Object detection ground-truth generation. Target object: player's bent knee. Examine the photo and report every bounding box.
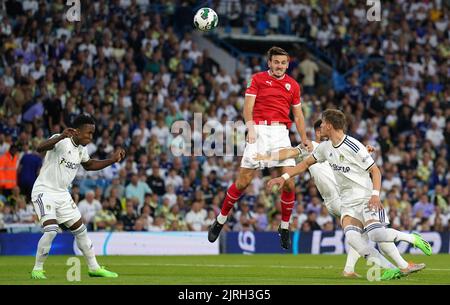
[344,229,364,255]
[366,223,387,243]
[71,223,87,236]
[235,181,249,191]
[67,218,83,231]
[235,175,253,190]
[42,219,58,227]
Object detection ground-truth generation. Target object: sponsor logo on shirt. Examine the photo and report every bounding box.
[265,80,273,86]
[330,163,350,173]
[60,157,79,170]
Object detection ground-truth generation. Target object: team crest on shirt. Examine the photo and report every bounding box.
[285,83,291,91]
[339,154,345,162]
[46,205,51,211]
[79,151,83,158]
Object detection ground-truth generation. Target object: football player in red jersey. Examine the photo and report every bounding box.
[208,46,312,249]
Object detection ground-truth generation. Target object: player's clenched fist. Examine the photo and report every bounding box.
[112,148,126,162]
[302,139,313,152]
[61,128,79,139]
[267,177,285,192]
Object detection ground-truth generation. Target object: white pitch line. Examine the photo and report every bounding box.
[109,263,339,270]
[1,262,449,271]
[106,263,450,271]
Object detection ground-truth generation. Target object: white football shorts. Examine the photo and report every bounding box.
[31,190,81,227]
[240,124,295,169]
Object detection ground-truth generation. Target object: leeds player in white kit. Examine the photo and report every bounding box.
[30,114,125,279]
[256,119,426,278]
[267,109,432,280]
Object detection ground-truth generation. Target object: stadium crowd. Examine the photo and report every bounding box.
[0,0,449,234]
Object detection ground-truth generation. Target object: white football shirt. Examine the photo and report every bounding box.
[295,141,340,202]
[312,135,375,206]
[32,135,90,193]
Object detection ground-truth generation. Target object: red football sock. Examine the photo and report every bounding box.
[280,191,295,223]
[220,183,244,216]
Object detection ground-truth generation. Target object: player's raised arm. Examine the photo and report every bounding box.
[243,94,257,143]
[254,147,299,161]
[267,155,316,191]
[81,148,126,171]
[292,96,312,151]
[36,128,79,153]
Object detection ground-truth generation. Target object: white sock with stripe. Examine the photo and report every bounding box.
[217,213,228,225]
[33,224,59,271]
[72,224,100,271]
[344,226,393,269]
[385,228,415,243]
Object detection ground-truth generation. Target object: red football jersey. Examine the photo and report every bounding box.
[245,70,301,128]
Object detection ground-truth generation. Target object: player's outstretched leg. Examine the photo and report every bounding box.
[366,225,432,256]
[378,242,426,276]
[31,223,59,279]
[278,175,295,250]
[70,220,118,278]
[344,225,402,280]
[209,182,245,243]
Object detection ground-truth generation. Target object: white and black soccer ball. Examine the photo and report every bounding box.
[193,7,219,32]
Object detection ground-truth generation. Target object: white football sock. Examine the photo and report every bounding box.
[385,228,415,243]
[33,224,59,271]
[366,224,415,244]
[280,221,289,229]
[378,242,409,269]
[217,213,228,225]
[344,245,361,273]
[72,224,100,271]
[344,226,392,269]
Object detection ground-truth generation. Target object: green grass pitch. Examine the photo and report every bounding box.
[1,254,449,285]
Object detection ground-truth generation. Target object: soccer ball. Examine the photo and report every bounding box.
[193,7,219,32]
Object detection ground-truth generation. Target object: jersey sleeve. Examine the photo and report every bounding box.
[81,146,90,163]
[291,83,302,107]
[355,146,375,171]
[312,142,327,163]
[50,134,64,153]
[245,74,259,97]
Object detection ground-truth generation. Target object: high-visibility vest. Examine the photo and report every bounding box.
[0,152,18,189]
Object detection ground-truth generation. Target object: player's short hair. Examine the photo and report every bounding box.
[322,109,347,130]
[267,46,289,61]
[313,119,322,131]
[73,114,95,129]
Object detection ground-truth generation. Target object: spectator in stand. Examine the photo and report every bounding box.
[78,190,102,231]
[0,1,448,234]
[185,201,207,231]
[94,200,117,231]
